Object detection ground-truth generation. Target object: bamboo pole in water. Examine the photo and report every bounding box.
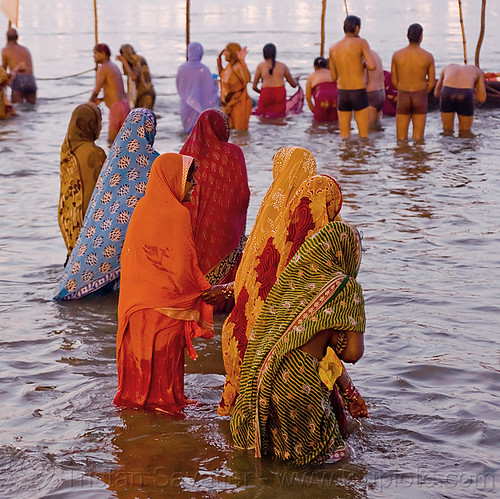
[186,0,190,60]
[458,0,467,64]
[474,0,486,68]
[320,0,326,57]
[93,0,98,45]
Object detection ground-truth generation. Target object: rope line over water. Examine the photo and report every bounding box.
[44,90,90,101]
[37,68,95,81]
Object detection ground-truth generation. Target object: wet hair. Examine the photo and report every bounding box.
[263,43,277,75]
[343,15,361,34]
[119,44,135,56]
[314,56,328,69]
[407,23,423,44]
[94,43,111,58]
[6,28,18,42]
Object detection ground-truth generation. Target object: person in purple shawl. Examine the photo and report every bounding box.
[176,42,219,134]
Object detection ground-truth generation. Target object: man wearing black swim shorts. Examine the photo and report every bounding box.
[329,16,375,138]
[434,63,486,135]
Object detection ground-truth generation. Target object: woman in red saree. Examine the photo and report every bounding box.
[217,44,252,130]
[180,109,250,299]
[114,153,214,415]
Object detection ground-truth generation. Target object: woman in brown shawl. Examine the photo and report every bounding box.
[58,102,106,262]
[117,44,155,110]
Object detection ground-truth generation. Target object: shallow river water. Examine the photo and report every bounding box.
[0,1,499,497]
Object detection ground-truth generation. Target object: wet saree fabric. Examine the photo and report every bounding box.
[54,108,159,300]
[218,148,342,416]
[176,42,219,134]
[312,82,338,122]
[219,44,252,130]
[58,102,106,258]
[255,86,304,118]
[180,108,250,285]
[255,87,286,117]
[230,221,365,466]
[114,153,213,413]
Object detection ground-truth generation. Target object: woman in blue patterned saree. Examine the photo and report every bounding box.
[54,108,159,300]
[230,221,368,466]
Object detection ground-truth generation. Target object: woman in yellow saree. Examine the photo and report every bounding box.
[217,146,343,416]
[58,102,106,262]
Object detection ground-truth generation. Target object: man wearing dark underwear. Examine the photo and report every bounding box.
[1,28,37,104]
[391,23,435,142]
[329,15,375,138]
[366,49,385,127]
[434,63,486,135]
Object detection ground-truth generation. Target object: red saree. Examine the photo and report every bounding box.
[255,86,286,117]
[180,109,250,287]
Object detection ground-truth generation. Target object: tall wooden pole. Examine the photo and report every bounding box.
[186,0,190,60]
[474,0,486,68]
[458,0,467,64]
[320,0,326,57]
[93,0,98,45]
[344,0,349,16]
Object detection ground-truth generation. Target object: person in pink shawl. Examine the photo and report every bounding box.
[180,108,250,310]
[176,42,220,134]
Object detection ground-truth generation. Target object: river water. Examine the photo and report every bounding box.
[0,1,499,497]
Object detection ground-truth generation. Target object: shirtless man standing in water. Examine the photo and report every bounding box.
[434,63,486,136]
[1,28,37,104]
[90,43,130,145]
[366,49,386,128]
[329,15,375,138]
[391,23,435,142]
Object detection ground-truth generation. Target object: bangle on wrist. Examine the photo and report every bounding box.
[340,382,360,402]
[221,282,234,300]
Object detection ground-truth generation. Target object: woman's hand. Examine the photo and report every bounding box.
[347,395,370,418]
[237,46,248,61]
[201,285,226,306]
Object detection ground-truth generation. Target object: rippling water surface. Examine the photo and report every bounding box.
[0,1,499,497]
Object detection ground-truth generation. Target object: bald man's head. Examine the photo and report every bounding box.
[7,28,18,42]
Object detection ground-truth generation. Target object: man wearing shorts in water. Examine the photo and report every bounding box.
[434,63,486,136]
[366,49,385,127]
[391,23,435,142]
[90,43,130,145]
[329,15,375,138]
[1,28,37,104]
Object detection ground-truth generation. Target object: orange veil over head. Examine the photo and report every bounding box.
[117,152,213,353]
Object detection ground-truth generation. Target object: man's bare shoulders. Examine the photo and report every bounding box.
[331,36,366,54]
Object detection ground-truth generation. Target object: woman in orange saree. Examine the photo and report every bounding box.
[114,153,214,415]
[217,43,252,130]
[217,146,343,416]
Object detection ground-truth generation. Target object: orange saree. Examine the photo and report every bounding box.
[219,43,252,130]
[114,153,213,414]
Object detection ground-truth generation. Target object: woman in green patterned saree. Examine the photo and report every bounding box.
[230,221,368,467]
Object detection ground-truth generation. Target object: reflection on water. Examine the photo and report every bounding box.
[1,0,499,497]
